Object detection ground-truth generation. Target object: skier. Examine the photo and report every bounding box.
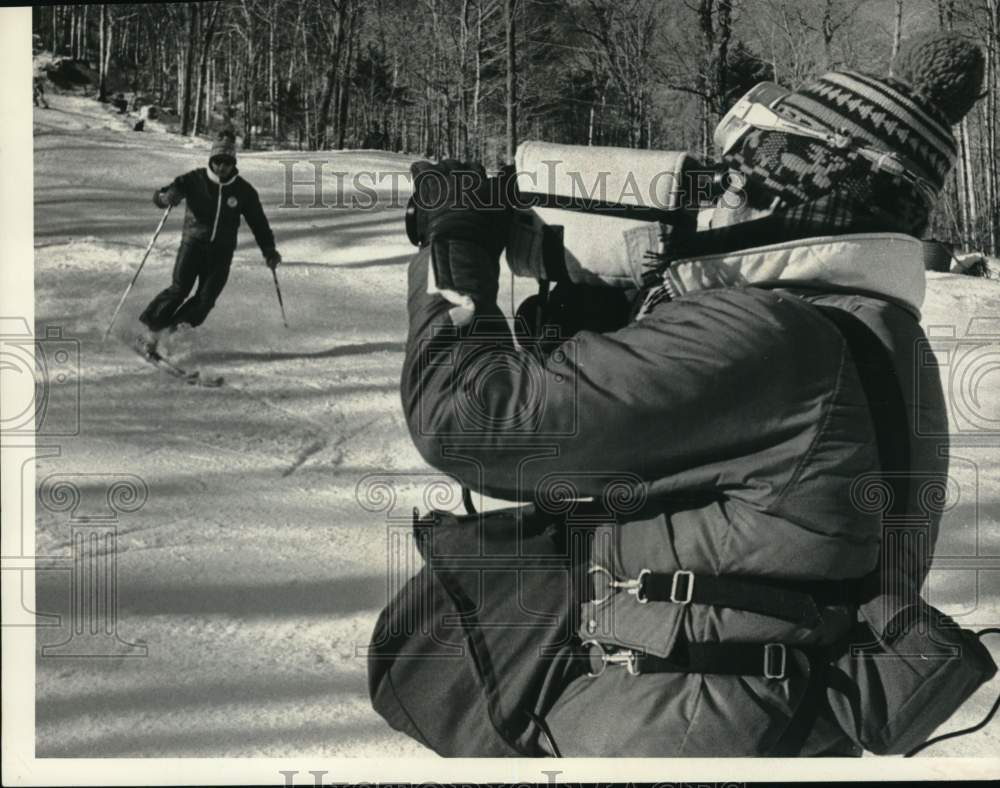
[137,130,281,354]
[375,32,992,756]
[33,76,49,109]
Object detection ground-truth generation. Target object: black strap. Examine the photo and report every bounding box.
[768,651,830,755]
[815,305,912,513]
[585,640,810,679]
[636,571,847,626]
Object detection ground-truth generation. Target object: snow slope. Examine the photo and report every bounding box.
[30,93,1000,758]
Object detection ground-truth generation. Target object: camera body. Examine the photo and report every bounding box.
[406,141,721,289]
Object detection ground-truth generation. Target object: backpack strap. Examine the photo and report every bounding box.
[588,564,846,626]
[814,305,911,512]
[770,302,914,755]
[813,304,913,607]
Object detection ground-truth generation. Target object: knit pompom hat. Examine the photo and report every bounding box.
[209,129,237,166]
[723,32,984,233]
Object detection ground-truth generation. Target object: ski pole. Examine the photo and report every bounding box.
[271,267,289,328]
[104,205,172,342]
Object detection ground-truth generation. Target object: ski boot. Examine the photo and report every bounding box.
[135,329,161,359]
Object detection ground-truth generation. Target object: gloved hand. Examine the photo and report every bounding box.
[155,186,183,208]
[266,251,282,270]
[410,160,510,323]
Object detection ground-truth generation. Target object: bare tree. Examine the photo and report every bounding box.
[889,0,904,74]
[505,0,518,161]
[192,2,222,136]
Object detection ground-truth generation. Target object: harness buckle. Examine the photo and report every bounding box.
[588,565,651,607]
[629,568,651,604]
[670,570,695,604]
[764,643,787,680]
[582,639,641,677]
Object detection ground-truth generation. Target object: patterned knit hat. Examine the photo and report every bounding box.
[209,129,237,165]
[723,32,984,234]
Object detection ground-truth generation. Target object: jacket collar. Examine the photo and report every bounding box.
[659,233,926,318]
[206,166,239,186]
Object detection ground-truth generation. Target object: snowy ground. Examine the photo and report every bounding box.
[29,92,1000,759]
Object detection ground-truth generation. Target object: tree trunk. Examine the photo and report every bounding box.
[889,0,904,75]
[244,46,254,149]
[317,0,348,149]
[98,5,109,102]
[192,2,220,136]
[986,0,999,254]
[959,118,978,250]
[472,0,483,159]
[180,3,197,135]
[336,7,359,150]
[504,0,517,164]
[268,5,277,140]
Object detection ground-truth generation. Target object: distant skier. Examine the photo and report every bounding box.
[138,130,282,353]
[33,76,49,109]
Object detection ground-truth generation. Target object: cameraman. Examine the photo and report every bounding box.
[397,32,983,756]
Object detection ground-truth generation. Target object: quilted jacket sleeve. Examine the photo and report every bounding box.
[401,246,851,504]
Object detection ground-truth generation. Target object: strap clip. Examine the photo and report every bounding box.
[588,565,651,606]
[582,639,641,677]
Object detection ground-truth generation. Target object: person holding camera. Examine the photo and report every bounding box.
[378,32,991,758]
[137,130,281,355]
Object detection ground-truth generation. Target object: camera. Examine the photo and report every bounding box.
[406,141,729,290]
[0,320,80,436]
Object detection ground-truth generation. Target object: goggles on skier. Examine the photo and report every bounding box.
[713,82,938,206]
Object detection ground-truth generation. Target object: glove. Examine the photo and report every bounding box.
[410,160,510,324]
[266,251,282,270]
[155,187,183,208]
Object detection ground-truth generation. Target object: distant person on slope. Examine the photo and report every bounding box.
[33,76,49,109]
[138,130,281,354]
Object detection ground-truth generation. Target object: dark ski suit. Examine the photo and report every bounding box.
[139,167,276,331]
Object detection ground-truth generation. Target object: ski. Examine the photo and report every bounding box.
[131,338,224,387]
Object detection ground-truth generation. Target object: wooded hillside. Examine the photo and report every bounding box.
[33,0,1000,254]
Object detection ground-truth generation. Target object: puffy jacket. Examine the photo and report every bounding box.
[400,233,948,756]
[154,167,276,259]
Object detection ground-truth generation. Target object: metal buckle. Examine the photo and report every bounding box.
[669,570,695,604]
[629,569,651,604]
[588,565,650,606]
[582,640,641,678]
[763,643,787,680]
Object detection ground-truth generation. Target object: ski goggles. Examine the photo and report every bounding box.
[713,82,939,206]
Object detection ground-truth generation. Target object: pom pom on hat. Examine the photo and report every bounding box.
[893,31,985,124]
